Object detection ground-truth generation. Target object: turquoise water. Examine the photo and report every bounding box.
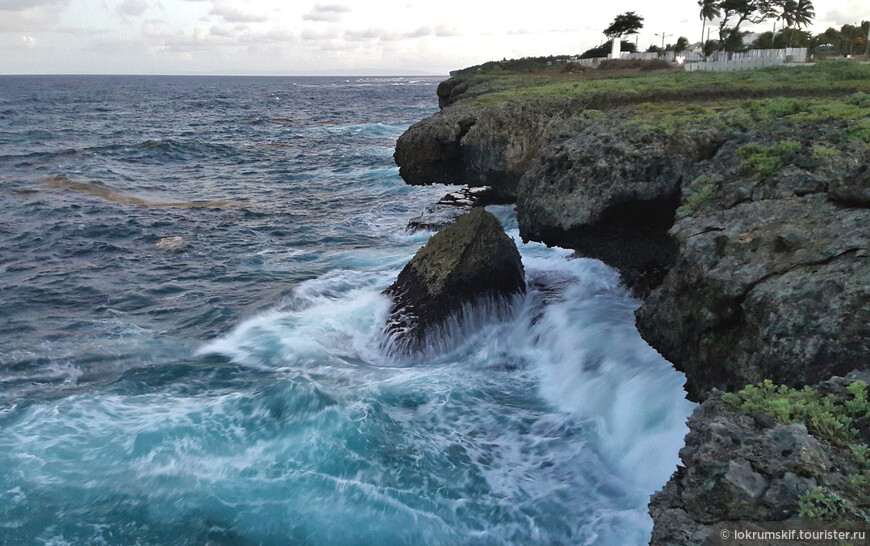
[0,76,694,545]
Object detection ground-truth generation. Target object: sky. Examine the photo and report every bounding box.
[0,0,866,75]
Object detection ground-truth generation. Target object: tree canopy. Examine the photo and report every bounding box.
[604,12,645,39]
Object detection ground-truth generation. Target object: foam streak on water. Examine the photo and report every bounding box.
[0,76,693,545]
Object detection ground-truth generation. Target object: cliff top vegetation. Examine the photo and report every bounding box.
[441,61,870,107]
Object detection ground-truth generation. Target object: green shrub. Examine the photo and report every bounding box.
[676,174,723,218]
[722,380,870,447]
[848,91,870,107]
[812,145,840,158]
[735,141,802,178]
[798,487,862,521]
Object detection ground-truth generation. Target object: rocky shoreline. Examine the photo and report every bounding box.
[391,63,870,542]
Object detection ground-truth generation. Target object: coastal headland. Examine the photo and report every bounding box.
[393,59,870,542]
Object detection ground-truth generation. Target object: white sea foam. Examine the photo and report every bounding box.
[1,205,693,545]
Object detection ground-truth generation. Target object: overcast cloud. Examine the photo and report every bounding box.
[0,0,865,75]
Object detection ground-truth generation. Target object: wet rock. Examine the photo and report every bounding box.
[385,209,525,350]
[156,236,186,252]
[406,186,500,233]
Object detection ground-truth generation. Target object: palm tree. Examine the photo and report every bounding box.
[779,0,797,31]
[792,0,815,31]
[779,0,814,47]
[698,0,721,59]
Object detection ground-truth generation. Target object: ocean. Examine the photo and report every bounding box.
[0,75,694,545]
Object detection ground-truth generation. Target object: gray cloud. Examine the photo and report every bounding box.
[405,25,431,38]
[824,3,867,25]
[402,24,459,39]
[210,1,266,23]
[0,0,64,11]
[343,27,402,42]
[301,27,340,40]
[0,0,64,31]
[117,0,148,16]
[209,23,235,37]
[302,3,349,22]
[434,25,459,37]
[507,26,583,36]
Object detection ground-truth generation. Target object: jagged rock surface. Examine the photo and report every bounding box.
[385,209,525,349]
[516,114,724,294]
[406,186,498,233]
[635,129,870,401]
[650,372,870,545]
[394,99,574,201]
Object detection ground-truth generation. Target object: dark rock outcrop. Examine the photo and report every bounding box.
[394,99,575,201]
[397,86,870,396]
[396,68,870,544]
[517,115,724,294]
[634,130,870,401]
[406,186,498,233]
[385,209,525,350]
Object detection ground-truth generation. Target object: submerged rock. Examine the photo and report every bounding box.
[156,236,186,252]
[385,208,525,350]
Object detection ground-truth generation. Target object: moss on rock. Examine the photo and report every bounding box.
[384,209,525,351]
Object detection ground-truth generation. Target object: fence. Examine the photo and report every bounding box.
[704,47,808,63]
[684,56,784,72]
[620,51,705,62]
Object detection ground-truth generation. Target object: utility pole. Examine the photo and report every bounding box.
[865,23,869,59]
[656,32,673,50]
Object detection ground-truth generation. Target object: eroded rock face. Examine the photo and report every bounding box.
[397,80,870,399]
[650,372,870,545]
[516,115,724,294]
[384,209,525,350]
[636,188,870,401]
[406,186,499,233]
[394,100,574,201]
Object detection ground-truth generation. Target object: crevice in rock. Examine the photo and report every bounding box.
[564,191,682,297]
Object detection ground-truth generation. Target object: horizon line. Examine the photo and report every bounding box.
[0,72,450,78]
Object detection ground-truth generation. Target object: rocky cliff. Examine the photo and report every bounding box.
[394,63,870,540]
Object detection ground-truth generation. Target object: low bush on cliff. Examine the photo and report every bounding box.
[829,119,870,145]
[736,141,802,178]
[676,174,722,218]
[724,380,870,521]
[722,380,870,446]
[798,486,864,520]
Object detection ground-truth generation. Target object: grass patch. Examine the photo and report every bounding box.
[724,380,870,521]
[812,145,841,158]
[464,62,870,106]
[677,174,722,218]
[626,95,870,134]
[829,119,870,145]
[735,141,802,178]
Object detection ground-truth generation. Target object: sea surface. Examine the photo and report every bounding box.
[0,75,694,545]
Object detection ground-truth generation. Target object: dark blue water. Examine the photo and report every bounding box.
[0,76,693,545]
